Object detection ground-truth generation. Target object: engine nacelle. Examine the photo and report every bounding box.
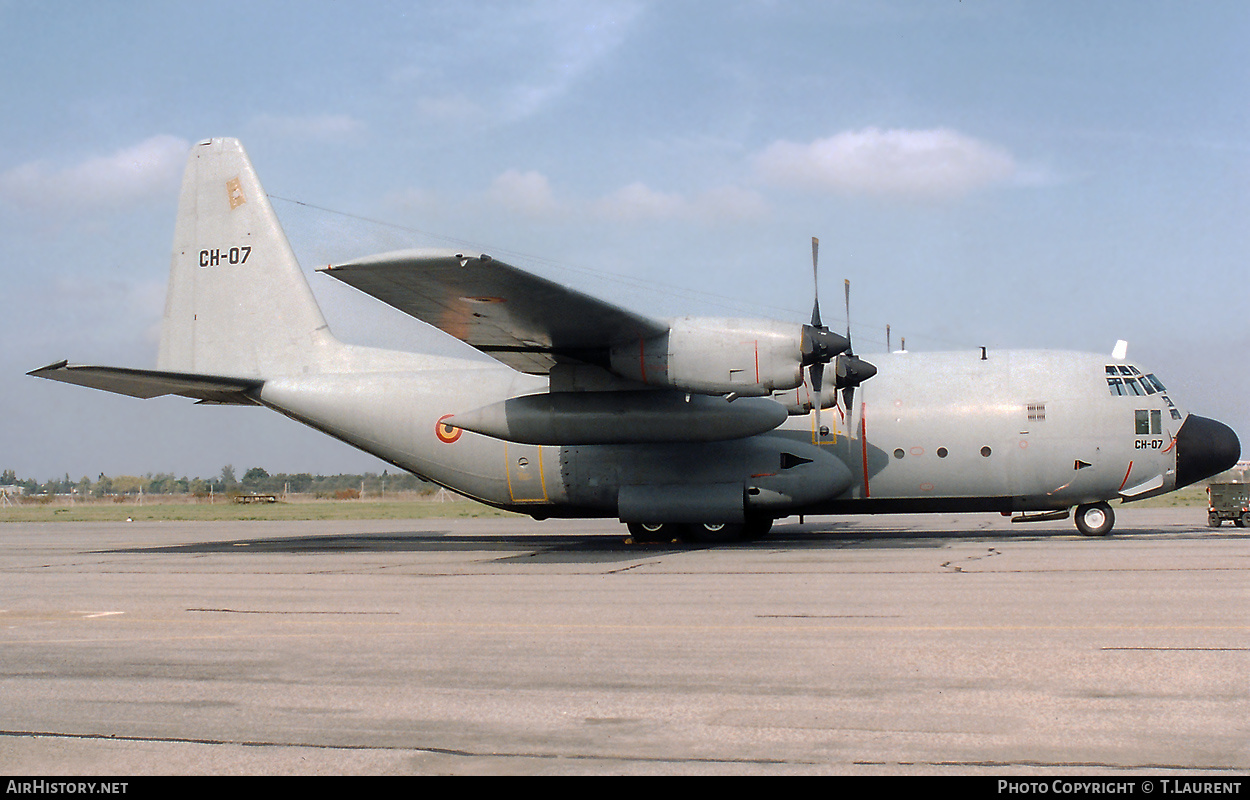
[609,317,805,397]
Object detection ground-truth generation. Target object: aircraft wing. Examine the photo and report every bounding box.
[320,249,669,374]
[28,361,262,405]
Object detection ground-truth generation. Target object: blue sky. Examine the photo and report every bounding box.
[2,1,1247,481]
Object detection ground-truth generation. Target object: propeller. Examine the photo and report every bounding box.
[835,279,877,414]
[800,237,850,438]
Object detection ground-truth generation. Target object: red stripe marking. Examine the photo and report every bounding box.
[1119,461,1134,491]
[860,402,870,498]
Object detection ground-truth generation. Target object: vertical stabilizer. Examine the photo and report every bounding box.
[157,138,332,378]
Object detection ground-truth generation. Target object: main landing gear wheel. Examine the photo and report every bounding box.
[683,517,774,544]
[628,518,775,544]
[626,522,680,543]
[1074,502,1115,536]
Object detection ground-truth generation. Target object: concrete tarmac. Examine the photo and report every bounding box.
[1,508,1246,775]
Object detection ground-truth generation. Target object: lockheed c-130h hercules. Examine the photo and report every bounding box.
[30,138,1240,543]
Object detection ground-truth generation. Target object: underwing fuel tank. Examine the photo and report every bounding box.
[448,390,788,445]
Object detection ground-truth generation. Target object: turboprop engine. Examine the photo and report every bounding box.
[607,316,849,397]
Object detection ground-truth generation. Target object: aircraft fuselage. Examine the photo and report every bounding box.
[257,347,1197,522]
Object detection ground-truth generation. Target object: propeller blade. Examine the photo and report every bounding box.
[810,361,824,439]
[811,237,822,328]
[843,278,852,351]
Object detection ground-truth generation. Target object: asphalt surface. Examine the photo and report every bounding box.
[1,508,1246,775]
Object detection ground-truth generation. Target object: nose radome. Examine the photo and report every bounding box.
[1175,414,1241,489]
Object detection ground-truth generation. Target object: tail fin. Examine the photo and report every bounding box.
[157,138,333,378]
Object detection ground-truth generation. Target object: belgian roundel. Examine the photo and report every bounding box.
[435,415,462,444]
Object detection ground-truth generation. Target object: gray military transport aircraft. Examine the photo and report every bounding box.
[30,138,1241,542]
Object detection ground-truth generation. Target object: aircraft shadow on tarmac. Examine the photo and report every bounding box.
[96,522,1193,562]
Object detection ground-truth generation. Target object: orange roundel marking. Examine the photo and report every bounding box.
[435,415,462,444]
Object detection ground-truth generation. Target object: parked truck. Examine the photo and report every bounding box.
[1207,482,1249,527]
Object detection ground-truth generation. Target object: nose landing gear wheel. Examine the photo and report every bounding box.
[1074,502,1114,536]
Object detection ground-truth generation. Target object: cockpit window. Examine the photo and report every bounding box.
[1107,365,1167,397]
[1107,367,1182,419]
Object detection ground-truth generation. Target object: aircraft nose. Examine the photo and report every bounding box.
[1175,414,1241,489]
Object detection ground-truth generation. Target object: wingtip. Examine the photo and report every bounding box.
[27,359,69,377]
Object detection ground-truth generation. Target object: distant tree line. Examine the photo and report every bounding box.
[0,466,434,498]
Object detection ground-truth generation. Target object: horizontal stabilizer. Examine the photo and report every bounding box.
[28,361,262,405]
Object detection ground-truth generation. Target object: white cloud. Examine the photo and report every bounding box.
[487,169,561,218]
[400,1,644,127]
[0,135,190,211]
[594,181,687,222]
[754,128,1019,199]
[497,1,644,122]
